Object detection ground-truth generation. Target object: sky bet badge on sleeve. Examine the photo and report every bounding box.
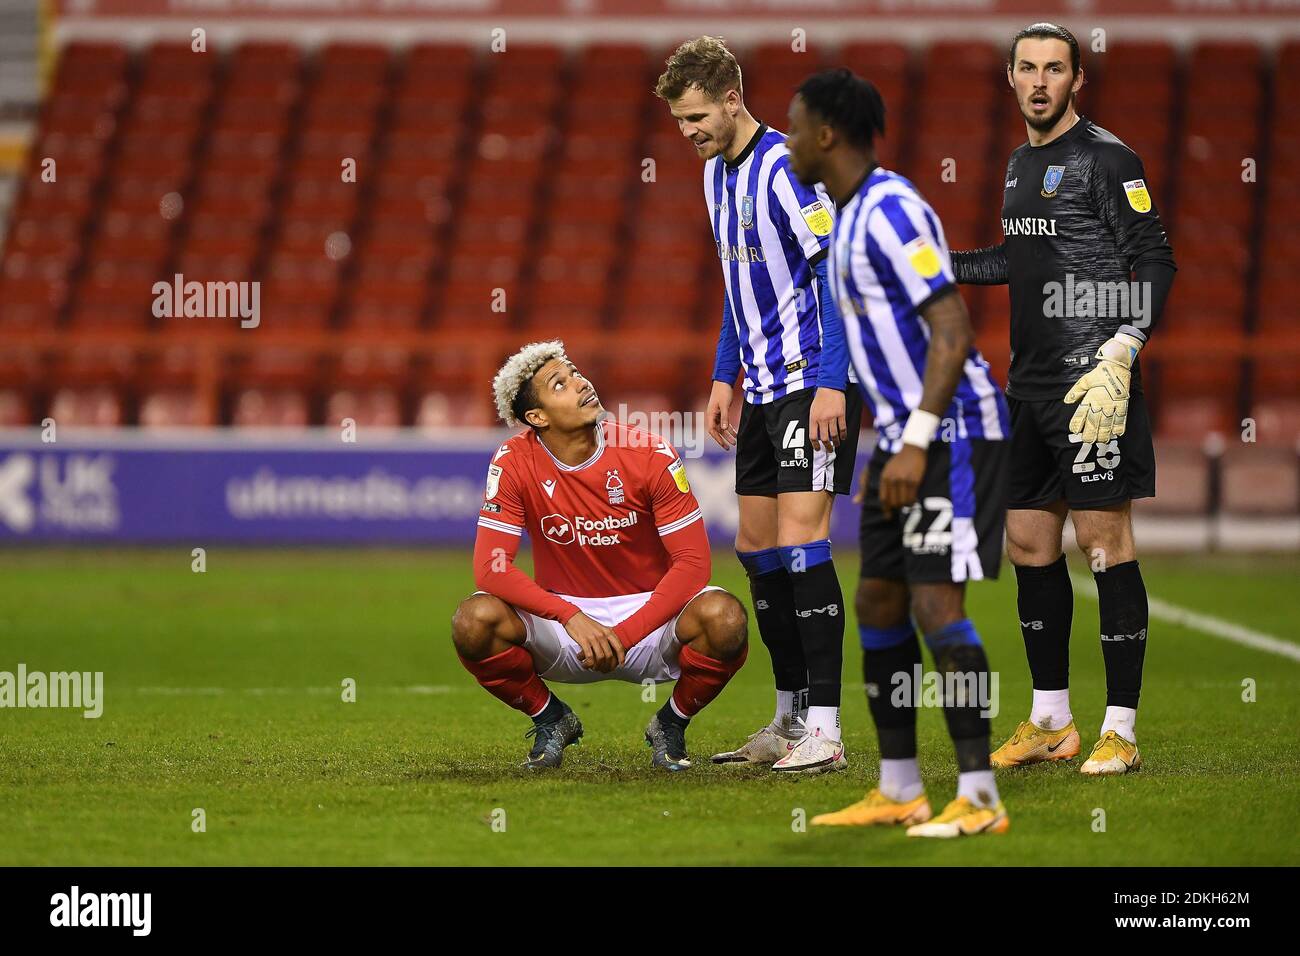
[904,235,942,279]
[669,458,690,493]
[1123,179,1152,213]
[800,200,833,236]
[485,464,502,499]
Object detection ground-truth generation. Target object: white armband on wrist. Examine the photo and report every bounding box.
[901,409,941,450]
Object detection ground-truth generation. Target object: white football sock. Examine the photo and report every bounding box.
[957,769,999,808]
[773,689,807,734]
[1101,705,1137,743]
[804,705,840,741]
[1029,688,1072,730]
[879,758,924,802]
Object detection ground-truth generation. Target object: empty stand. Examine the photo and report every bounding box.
[0,34,1291,461]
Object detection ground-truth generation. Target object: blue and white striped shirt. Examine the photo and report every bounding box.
[829,167,1009,452]
[707,125,848,405]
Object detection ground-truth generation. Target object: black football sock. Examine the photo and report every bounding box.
[780,539,844,710]
[860,623,922,759]
[737,548,808,694]
[1095,560,1149,710]
[923,619,993,773]
[1014,555,1073,691]
[533,694,567,725]
[656,699,690,729]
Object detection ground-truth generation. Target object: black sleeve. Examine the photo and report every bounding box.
[1090,145,1176,341]
[1092,146,1176,275]
[951,243,1009,285]
[1127,261,1176,342]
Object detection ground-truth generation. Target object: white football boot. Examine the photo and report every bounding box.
[771,727,847,775]
[710,722,801,765]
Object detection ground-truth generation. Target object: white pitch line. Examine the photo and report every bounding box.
[129,685,455,696]
[1070,574,1300,663]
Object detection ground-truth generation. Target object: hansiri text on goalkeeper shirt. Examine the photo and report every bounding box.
[988,118,1175,400]
[477,420,704,599]
[705,123,836,404]
[829,166,1009,453]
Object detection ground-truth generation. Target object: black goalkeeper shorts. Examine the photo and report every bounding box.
[1007,392,1156,510]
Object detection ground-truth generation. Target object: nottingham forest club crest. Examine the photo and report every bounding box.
[740,195,754,229]
[605,470,625,505]
[1041,165,1066,198]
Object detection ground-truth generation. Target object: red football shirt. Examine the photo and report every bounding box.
[473,420,710,647]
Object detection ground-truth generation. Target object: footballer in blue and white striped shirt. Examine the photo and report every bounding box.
[656,37,863,775]
[786,68,1014,837]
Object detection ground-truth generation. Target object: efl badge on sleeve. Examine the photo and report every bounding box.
[1041,165,1066,198]
[903,235,943,280]
[800,200,834,236]
[740,195,754,229]
[1123,179,1152,213]
[485,464,502,500]
[668,459,691,494]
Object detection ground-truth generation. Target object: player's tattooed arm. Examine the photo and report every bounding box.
[950,242,1009,285]
[880,288,973,515]
[914,288,975,420]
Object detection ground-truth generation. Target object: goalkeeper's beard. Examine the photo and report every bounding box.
[1021,93,1072,133]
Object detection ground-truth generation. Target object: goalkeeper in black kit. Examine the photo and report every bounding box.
[951,23,1176,775]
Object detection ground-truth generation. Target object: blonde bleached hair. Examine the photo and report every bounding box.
[493,339,569,428]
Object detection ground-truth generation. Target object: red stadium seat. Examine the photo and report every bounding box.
[326,389,403,428]
[0,392,30,426]
[49,387,124,427]
[1220,446,1300,515]
[1134,441,1211,515]
[1250,399,1300,447]
[416,391,493,430]
[139,391,206,429]
[231,389,311,428]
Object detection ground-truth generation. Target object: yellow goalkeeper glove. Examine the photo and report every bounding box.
[1063,330,1144,444]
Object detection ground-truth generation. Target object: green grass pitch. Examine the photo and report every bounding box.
[2,548,1297,866]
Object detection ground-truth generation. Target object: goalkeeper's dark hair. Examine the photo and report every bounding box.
[1009,22,1081,76]
[795,69,885,150]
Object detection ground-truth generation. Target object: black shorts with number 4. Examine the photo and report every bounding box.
[735,387,863,496]
[1007,392,1156,510]
[859,438,1009,584]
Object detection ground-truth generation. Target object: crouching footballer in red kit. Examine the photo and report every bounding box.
[453,340,750,771]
